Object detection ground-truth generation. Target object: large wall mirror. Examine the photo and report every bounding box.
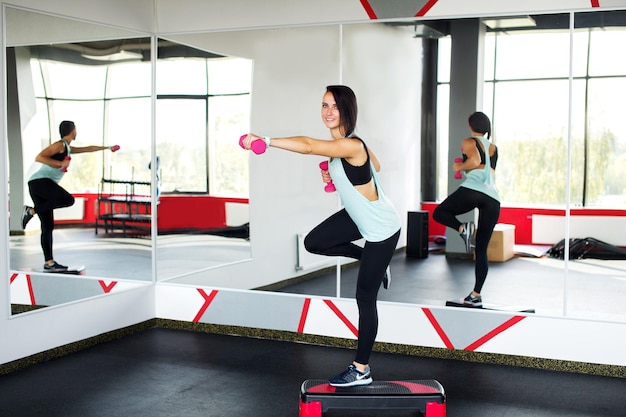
[161,11,626,323]
[4,4,625,326]
[154,38,252,281]
[6,6,153,313]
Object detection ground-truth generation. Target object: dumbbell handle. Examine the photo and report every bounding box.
[239,134,267,155]
[319,161,336,192]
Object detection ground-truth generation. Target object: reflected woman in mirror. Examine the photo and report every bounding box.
[244,85,401,387]
[22,120,119,271]
[433,111,500,307]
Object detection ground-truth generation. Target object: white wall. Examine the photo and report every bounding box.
[342,23,423,224]
[3,0,153,33]
[1,287,154,363]
[4,6,144,47]
[163,22,422,290]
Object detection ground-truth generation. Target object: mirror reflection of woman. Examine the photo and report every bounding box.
[433,112,500,307]
[244,85,401,387]
[22,120,118,271]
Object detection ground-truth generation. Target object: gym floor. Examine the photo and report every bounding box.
[0,327,624,417]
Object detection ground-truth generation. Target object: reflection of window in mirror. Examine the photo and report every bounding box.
[10,38,153,285]
[436,17,626,209]
[157,54,251,197]
[23,41,152,190]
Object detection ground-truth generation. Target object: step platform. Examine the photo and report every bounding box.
[445,300,534,313]
[19,265,86,275]
[299,379,446,417]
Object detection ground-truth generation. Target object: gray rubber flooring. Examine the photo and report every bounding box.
[0,328,624,416]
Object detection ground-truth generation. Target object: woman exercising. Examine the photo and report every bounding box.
[243,85,401,387]
[22,120,119,271]
[433,111,500,307]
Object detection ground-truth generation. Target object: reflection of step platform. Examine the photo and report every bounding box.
[299,379,446,417]
[19,265,86,275]
[446,300,534,313]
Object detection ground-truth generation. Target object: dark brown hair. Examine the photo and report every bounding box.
[59,120,75,138]
[326,85,357,138]
[468,112,491,139]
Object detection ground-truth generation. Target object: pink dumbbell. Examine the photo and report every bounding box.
[239,134,267,155]
[61,156,71,172]
[454,157,463,179]
[319,161,336,192]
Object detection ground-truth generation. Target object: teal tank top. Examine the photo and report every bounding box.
[29,140,71,184]
[460,136,500,202]
[328,154,401,242]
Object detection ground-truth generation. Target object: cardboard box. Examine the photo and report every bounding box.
[487,223,515,262]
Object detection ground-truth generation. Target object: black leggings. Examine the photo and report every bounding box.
[28,178,75,262]
[433,187,500,294]
[304,209,400,365]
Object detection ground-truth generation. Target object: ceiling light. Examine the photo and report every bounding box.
[80,50,143,61]
[483,16,537,30]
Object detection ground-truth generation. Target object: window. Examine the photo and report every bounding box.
[23,52,151,193]
[22,46,251,198]
[437,26,626,208]
[156,56,252,196]
[156,99,207,192]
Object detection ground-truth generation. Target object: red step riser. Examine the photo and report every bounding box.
[299,399,322,417]
[425,401,447,417]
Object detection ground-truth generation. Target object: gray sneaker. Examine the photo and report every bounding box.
[462,292,483,307]
[44,261,68,272]
[459,221,476,254]
[21,205,34,229]
[328,364,372,387]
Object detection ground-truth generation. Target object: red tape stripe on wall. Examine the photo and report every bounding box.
[465,315,527,351]
[416,0,439,17]
[298,298,311,333]
[98,280,118,293]
[324,299,359,337]
[360,0,377,19]
[422,308,454,348]
[193,289,219,322]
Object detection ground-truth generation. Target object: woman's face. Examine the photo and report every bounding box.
[321,91,341,131]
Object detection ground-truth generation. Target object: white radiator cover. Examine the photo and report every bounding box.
[225,202,249,227]
[532,215,626,246]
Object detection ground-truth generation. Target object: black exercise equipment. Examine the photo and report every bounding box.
[547,237,626,260]
[299,379,446,416]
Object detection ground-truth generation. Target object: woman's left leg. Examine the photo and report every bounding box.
[354,229,401,365]
[473,196,501,294]
[328,229,400,387]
